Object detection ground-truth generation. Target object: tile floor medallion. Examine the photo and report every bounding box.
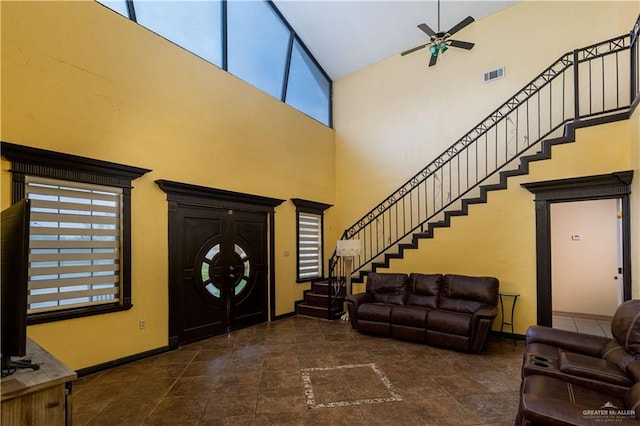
[301,363,403,409]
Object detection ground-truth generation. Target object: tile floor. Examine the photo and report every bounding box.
[552,314,612,338]
[72,316,525,425]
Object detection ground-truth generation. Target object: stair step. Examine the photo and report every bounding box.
[297,303,344,320]
[352,115,630,279]
[310,280,345,296]
[304,292,343,307]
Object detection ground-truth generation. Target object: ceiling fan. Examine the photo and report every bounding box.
[401,0,475,67]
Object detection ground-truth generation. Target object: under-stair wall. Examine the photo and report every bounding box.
[358,118,635,335]
[328,3,639,324]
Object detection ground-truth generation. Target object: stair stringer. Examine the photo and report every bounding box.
[353,112,632,283]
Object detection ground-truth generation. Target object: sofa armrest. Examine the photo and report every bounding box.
[526,325,611,357]
[345,292,372,306]
[473,305,498,320]
[345,293,372,329]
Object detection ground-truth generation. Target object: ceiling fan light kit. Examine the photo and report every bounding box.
[401,0,475,67]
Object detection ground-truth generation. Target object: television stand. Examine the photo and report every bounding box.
[1,357,40,377]
[1,338,76,426]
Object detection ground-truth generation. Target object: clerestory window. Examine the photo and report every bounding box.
[95,0,332,127]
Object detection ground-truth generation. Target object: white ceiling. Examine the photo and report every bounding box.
[272,0,520,80]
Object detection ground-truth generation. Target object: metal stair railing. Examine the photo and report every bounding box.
[326,21,639,306]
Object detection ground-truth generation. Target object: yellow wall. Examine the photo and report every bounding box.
[1,1,335,369]
[631,105,640,300]
[1,0,638,370]
[373,120,631,334]
[334,1,639,334]
[333,1,638,232]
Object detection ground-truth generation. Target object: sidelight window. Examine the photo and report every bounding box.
[292,198,332,282]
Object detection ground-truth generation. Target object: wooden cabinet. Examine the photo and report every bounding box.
[1,339,76,426]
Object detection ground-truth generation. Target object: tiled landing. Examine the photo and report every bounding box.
[73,316,524,425]
[552,314,612,338]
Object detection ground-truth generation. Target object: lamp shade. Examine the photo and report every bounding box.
[337,239,361,257]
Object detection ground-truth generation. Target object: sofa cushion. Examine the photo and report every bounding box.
[426,310,471,336]
[407,273,442,309]
[611,299,640,357]
[358,303,393,323]
[366,273,408,305]
[558,351,632,387]
[439,274,498,314]
[390,305,429,327]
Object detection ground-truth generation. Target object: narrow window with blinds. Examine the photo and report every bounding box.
[297,211,322,281]
[291,198,332,283]
[26,176,123,313]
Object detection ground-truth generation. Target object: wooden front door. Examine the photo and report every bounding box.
[173,205,268,345]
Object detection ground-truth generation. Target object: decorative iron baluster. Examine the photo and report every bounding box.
[326,30,634,296]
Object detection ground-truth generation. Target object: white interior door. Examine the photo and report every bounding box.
[550,198,620,318]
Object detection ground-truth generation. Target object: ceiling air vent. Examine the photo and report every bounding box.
[483,66,505,83]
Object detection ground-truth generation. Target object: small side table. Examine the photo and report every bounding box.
[499,292,519,344]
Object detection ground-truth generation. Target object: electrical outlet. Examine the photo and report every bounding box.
[139,320,146,329]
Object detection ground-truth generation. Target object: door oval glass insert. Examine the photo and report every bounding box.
[198,243,251,299]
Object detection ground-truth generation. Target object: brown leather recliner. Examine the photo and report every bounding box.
[517,374,640,425]
[517,300,640,425]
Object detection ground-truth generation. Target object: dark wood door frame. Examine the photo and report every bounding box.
[156,180,284,349]
[522,171,633,327]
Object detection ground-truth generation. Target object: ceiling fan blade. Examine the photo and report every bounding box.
[401,43,429,56]
[447,16,474,36]
[449,39,475,50]
[418,23,436,37]
[429,54,438,67]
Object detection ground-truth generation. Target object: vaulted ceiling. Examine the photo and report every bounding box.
[272,1,520,80]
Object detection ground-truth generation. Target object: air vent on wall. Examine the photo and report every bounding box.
[483,66,505,83]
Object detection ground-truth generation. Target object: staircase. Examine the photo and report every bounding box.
[295,278,345,320]
[295,18,639,320]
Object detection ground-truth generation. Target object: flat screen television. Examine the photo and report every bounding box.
[1,198,39,376]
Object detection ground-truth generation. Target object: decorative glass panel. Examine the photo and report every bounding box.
[197,242,251,298]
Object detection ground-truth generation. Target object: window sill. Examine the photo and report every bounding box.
[27,302,133,325]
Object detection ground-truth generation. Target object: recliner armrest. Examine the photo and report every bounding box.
[526,325,612,357]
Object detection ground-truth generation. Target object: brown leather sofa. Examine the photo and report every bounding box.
[517,299,640,425]
[344,272,499,353]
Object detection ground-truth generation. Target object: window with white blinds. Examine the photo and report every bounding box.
[26,176,123,313]
[297,211,323,281]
